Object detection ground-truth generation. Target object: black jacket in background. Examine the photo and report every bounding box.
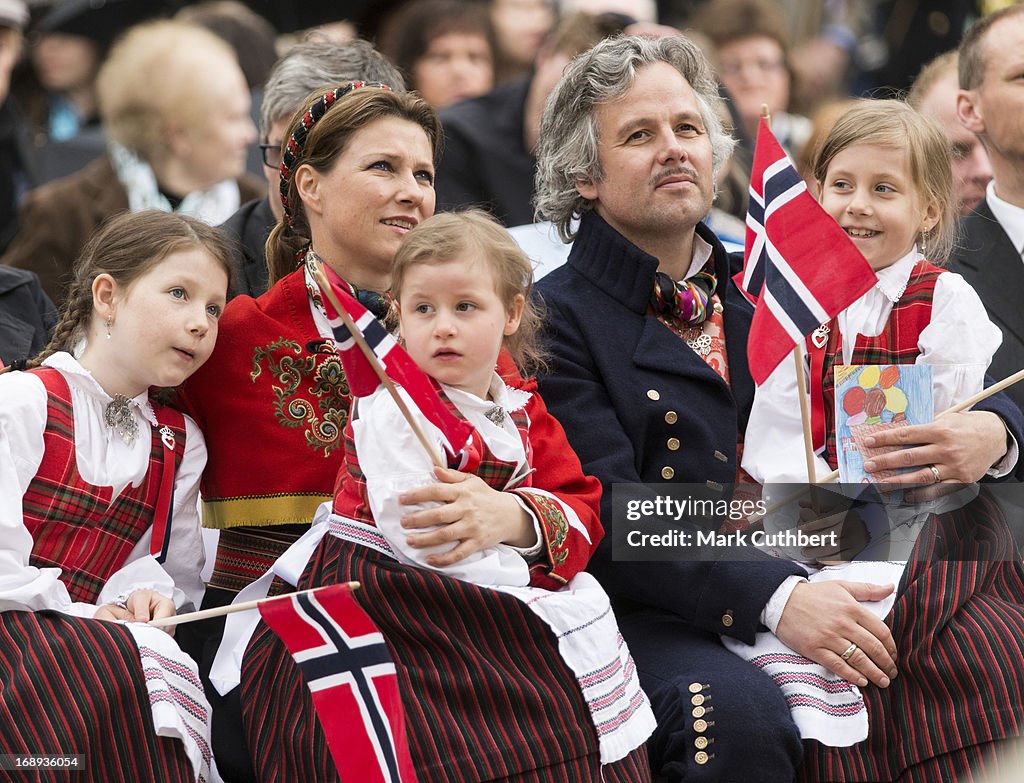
[0,266,57,366]
[435,78,536,227]
[219,196,275,300]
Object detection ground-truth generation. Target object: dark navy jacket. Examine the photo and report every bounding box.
[950,198,1024,414]
[536,211,804,645]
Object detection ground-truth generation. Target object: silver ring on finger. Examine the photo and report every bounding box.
[928,464,942,484]
[840,642,858,661]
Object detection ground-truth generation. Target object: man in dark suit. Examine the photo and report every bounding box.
[534,33,1020,782]
[953,5,1024,412]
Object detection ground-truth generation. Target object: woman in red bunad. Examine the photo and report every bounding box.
[184,83,653,782]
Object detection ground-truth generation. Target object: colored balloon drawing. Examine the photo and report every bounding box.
[841,365,905,423]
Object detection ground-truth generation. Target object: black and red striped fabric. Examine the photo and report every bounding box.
[0,610,194,781]
[800,492,1024,781]
[241,534,650,782]
[22,368,186,603]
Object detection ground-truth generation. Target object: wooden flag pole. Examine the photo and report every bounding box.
[310,262,444,468]
[793,344,817,484]
[148,582,362,628]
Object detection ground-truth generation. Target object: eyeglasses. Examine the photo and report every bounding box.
[259,143,283,168]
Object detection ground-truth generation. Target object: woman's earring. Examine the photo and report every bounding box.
[105,317,113,339]
[920,228,930,258]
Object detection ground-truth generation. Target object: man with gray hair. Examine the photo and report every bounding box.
[534,34,901,780]
[219,37,404,298]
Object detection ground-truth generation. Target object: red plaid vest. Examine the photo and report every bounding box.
[23,368,187,604]
[810,260,942,470]
[332,387,531,524]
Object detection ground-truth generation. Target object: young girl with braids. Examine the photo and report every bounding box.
[0,209,231,782]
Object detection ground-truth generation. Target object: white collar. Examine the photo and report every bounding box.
[872,248,921,303]
[43,351,157,426]
[683,233,714,281]
[985,180,1024,257]
[442,372,532,414]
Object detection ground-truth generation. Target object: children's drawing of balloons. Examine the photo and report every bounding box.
[879,365,901,389]
[858,366,881,388]
[842,385,866,415]
[865,386,886,417]
[884,385,908,414]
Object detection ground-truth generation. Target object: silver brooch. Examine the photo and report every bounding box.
[485,406,506,425]
[685,329,713,357]
[104,395,138,446]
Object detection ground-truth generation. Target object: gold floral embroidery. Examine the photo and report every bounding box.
[518,491,570,566]
[251,339,351,455]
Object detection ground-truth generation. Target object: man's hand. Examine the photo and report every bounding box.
[775,580,897,688]
[862,410,1006,487]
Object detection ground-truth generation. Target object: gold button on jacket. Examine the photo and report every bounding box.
[721,611,734,627]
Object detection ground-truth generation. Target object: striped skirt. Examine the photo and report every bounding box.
[241,534,650,782]
[0,610,194,781]
[800,493,1024,782]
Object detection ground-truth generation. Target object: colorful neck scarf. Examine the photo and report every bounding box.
[649,264,718,326]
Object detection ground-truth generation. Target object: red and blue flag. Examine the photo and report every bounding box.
[258,583,418,783]
[737,117,876,384]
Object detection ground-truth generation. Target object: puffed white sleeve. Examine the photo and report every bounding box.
[917,271,1002,412]
[353,387,530,586]
[353,387,451,568]
[0,371,94,615]
[742,357,832,484]
[98,415,208,612]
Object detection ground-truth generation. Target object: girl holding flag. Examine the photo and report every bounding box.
[0,210,231,781]
[338,209,584,587]
[739,100,1024,781]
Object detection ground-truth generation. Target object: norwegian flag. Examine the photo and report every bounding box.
[310,256,475,465]
[258,584,418,783]
[737,117,876,384]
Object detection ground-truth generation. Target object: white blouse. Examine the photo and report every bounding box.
[744,249,1004,484]
[353,373,561,588]
[0,352,207,615]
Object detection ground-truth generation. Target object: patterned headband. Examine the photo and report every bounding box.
[279,81,393,226]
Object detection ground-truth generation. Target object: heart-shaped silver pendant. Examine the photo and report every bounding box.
[811,324,830,349]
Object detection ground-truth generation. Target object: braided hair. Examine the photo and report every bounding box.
[2,211,233,375]
[265,82,441,286]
